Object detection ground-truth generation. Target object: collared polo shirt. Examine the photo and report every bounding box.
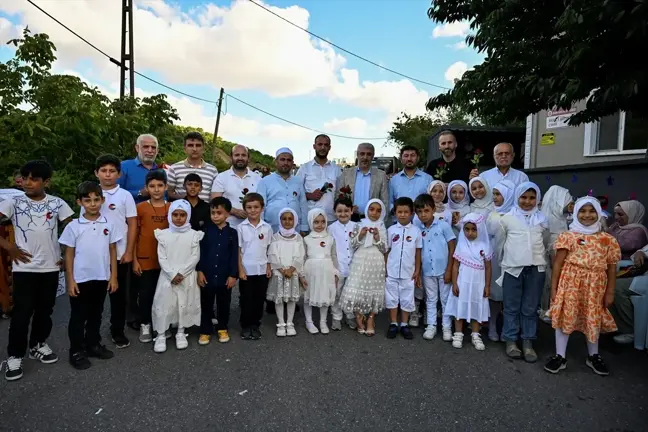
[416,218,456,277]
[236,218,273,276]
[386,222,422,279]
[328,220,358,277]
[211,167,262,227]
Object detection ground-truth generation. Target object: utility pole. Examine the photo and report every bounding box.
[120,0,135,99]
[212,88,225,163]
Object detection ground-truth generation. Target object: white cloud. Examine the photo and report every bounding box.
[447,41,467,50]
[0,17,20,41]
[444,61,468,82]
[432,21,470,38]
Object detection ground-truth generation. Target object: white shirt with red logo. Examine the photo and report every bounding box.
[386,222,422,279]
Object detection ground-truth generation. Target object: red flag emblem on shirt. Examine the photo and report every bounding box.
[293,191,298,197]
[480,250,485,257]
[406,236,412,242]
[348,231,353,237]
[320,241,326,247]
[392,234,400,242]
[422,231,427,237]
[577,238,586,246]
[108,203,116,210]
[258,233,264,240]
[103,228,109,236]
[45,212,53,220]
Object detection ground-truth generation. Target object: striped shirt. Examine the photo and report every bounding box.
[167,159,218,202]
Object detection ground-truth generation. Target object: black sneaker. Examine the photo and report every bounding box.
[126,321,140,331]
[28,343,59,364]
[586,354,609,376]
[544,355,567,374]
[86,344,114,360]
[400,325,414,340]
[241,328,253,340]
[111,332,131,349]
[69,351,91,370]
[386,324,399,339]
[250,326,262,340]
[3,357,24,381]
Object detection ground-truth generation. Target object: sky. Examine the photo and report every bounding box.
[0,0,482,164]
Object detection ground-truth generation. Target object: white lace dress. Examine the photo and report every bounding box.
[151,228,204,333]
[267,233,305,303]
[445,263,490,322]
[302,232,339,307]
[338,225,386,315]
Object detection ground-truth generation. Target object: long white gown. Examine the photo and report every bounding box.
[302,232,339,307]
[267,233,305,303]
[445,264,490,323]
[151,228,204,332]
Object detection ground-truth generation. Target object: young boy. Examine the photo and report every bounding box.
[59,182,120,370]
[184,173,210,231]
[92,154,137,349]
[328,197,358,330]
[236,193,272,340]
[385,197,422,340]
[197,197,239,345]
[414,194,456,341]
[0,160,74,381]
[133,170,170,344]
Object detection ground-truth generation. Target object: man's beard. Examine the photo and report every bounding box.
[233,161,247,169]
[139,153,155,163]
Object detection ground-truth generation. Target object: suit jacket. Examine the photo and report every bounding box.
[336,167,389,213]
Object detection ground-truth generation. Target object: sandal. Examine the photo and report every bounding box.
[356,314,366,334]
[365,315,376,337]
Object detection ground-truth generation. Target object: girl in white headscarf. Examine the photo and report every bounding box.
[339,199,387,336]
[427,180,453,224]
[445,213,492,350]
[448,180,470,231]
[545,197,621,376]
[302,209,340,335]
[151,200,204,353]
[469,176,494,216]
[267,208,305,337]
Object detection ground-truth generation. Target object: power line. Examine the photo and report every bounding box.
[247,0,451,90]
[25,0,388,141]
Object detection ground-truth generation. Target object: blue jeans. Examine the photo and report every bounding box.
[502,266,545,341]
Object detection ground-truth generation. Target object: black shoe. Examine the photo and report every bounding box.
[586,354,609,376]
[386,324,399,339]
[69,351,91,370]
[400,325,414,340]
[28,343,59,364]
[126,321,140,331]
[86,344,114,360]
[250,326,262,340]
[241,328,253,340]
[3,357,24,381]
[111,332,131,349]
[544,355,567,374]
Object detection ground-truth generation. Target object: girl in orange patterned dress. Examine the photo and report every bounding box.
[545,197,621,376]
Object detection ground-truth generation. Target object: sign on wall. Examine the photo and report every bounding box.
[541,133,555,145]
[546,107,578,129]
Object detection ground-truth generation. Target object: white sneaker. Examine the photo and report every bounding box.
[139,324,152,343]
[276,324,287,337]
[423,325,437,340]
[442,326,453,342]
[320,321,330,335]
[306,322,319,334]
[286,323,297,336]
[409,312,420,328]
[175,332,188,350]
[613,333,634,344]
[472,333,486,351]
[452,332,464,349]
[153,336,166,353]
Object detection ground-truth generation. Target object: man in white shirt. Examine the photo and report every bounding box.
[211,145,262,228]
[471,142,529,188]
[297,134,341,224]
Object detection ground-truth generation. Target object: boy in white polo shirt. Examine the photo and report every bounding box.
[59,182,121,370]
[385,197,422,340]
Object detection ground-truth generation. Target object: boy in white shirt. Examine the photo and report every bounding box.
[237,193,273,340]
[328,198,358,330]
[0,161,74,382]
[385,197,422,340]
[59,182,121,370]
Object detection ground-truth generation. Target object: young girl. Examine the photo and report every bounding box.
[302,209,339,335]
[546,197,621,376]
[469,176,494,216]
[267,208,305,337]
[446,213,492,350]
[151,200,204,353]
[338,199,387,336]
[427,180,452,223]
[448,180,471,233]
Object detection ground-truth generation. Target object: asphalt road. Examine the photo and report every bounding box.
[1,291,647,432]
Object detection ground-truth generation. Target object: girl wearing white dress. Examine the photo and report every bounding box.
[338,199,387,336]
[267,208,305,337]
[427,180,452,224]
[302,209,340,335]
[446,213,492,350]
[469,176,494,216]
[151,200,204,353]
[447,180,470,232]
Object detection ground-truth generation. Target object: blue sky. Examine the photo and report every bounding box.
[0,0,482,163]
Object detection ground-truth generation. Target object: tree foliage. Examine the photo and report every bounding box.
[0,29,275,205]
[426,0,648,126]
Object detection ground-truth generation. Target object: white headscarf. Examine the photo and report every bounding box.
[447,180,470,216]
[541,185,572,237]
[307,208,327,238]
[493,179,515,215]
[507,181,548,228]
[168,199,191,233]
[359,198,386,248]
[569,197,602,235]
[427,180,447,212]
[469,176,494,215]
[453,212,492,270]
[278,207,298,237]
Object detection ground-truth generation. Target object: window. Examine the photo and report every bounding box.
[583,111,648,156]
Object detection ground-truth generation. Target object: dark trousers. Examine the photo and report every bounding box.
[200,284,232,334]
[7,271,58,357]
[109,263,130,335]
[68,280,108,353]
[239,275,268,328]
[136,269,160,325]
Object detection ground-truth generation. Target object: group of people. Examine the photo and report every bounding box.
[0,130,646,384]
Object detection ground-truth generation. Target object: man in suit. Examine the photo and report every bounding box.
[336,143,389,222]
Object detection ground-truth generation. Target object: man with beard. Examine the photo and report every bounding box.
[296,134,341,224]
[167,131,219,202]
[425,130,472,183]
[211,145,262,228]
[118,134,161,203]
[389,145,433,212]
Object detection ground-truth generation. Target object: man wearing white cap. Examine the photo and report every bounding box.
[257,147,309,234]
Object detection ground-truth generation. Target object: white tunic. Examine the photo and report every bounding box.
[267,233,305,303]
[303,232,339,307]
[445,264,490,322]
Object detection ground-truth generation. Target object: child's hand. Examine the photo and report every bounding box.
[57,259,64,269]
[197,271,207,287]
[8,245,32,264]
[443,269,452,284]
[335,275,339,285]
[634,253,645,267]
[120,251,133,264]
[415,275,422,288]
[373,229,380,241]
[171,273,184,285]
[279,268,287,277]
[226,276,237,289]
[239,270,247,281]
[132,259,142,276]
[604,291,614,308]
[452,284,459,297]
[359,227,368,240]
[287,266,296,278]
[67,282,80,297]
[299,276,308,288]
[266,265,272,278]
[484,285,490,298]
[108,278,118,293]
[412,270,419,282]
